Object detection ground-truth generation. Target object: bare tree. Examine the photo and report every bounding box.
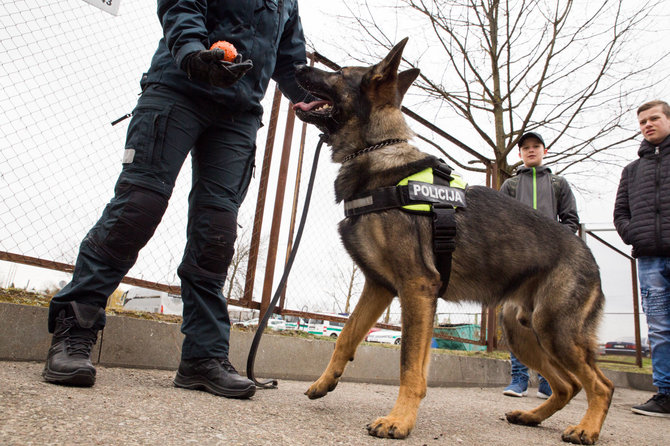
[224,227,265,301]
[328,260,364,314]
[323,0,669,187]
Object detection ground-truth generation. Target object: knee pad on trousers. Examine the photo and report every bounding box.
[93,184,169,265]
[179,208,237,279]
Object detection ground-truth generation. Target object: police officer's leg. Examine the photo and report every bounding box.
[44,85,203,386]
[174,112,260,399]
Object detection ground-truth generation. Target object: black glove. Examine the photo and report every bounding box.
[183,49,253,88]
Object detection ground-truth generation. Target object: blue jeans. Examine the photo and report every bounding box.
[510,352,529,381]
[510,352,547,382]
[638,257,670,394]
[50,84,261,360]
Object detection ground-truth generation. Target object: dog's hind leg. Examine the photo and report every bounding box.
[548,286,614,445]
[305,280,393,400]
[558,350,614,445]
[367,277,438,439]
[502,302,585,427]
[502,286,613,445]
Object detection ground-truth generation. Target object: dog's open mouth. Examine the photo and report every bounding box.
[293,99,333,117]
[293,65,341,134]
[293,96,336,135]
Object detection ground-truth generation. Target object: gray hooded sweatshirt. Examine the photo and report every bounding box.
[499,165,580,233]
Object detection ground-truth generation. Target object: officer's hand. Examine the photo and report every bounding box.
[183,49,253,88]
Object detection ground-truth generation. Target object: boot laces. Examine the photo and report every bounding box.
[219,357,239,375]
[55,314,97,358]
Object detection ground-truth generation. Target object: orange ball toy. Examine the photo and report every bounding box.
[210,41,238,62]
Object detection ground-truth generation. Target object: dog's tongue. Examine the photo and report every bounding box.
[293,100,330,111]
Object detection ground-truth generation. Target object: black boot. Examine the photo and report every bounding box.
[43,301,105,387]
[174,357,256,399]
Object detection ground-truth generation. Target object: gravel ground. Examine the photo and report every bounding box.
[0,361,665,445]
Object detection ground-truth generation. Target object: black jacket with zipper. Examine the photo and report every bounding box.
[614,135,670,258]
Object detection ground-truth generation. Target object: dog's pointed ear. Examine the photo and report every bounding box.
[397,68,420,100]
[371,37,409,82]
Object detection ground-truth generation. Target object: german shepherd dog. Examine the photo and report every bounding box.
[292,38,614,444]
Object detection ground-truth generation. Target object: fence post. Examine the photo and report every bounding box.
[242,87,283,306]
[485,162,498,352]
[281,54,314,310]
[631,259,643,368]
[579,223,587,242]
[259,105,297,320]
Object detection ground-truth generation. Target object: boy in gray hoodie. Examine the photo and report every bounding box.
[499,131,580,398]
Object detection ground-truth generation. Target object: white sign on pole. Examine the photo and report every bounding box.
[81,0,121,16]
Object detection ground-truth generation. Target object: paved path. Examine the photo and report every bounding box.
[0,361,664,445]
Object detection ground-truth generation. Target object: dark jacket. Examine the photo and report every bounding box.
[614,135,670,257]
[142,0,310,116]
[500,165,580,233]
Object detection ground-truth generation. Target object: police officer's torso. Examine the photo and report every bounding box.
[143,0,302,115]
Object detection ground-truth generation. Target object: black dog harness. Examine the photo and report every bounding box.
[343,161,467,295]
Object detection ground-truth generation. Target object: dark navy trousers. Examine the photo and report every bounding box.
[50,84,261,359]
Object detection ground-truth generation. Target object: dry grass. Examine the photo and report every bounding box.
[0,287,52,307]
[0,287,182,323]
[0,287,652,374]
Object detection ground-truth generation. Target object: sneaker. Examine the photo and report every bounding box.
[537,377,552,399]
[174,357,256,399]
[631,393,670,417]
[503,378,528,397]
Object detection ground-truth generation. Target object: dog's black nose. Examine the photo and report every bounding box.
[295,64,308,74]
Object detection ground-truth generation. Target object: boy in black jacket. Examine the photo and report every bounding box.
[614,100,670,417]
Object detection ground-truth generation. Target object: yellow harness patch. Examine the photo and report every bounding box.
[398,167,467,212]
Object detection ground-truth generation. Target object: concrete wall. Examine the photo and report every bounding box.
[0,302,654,391]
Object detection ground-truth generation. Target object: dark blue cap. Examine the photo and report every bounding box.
[518,132,545,148]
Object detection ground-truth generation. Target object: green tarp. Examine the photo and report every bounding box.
[433,324,486,351]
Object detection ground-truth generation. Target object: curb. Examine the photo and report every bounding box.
[0,302,654,391]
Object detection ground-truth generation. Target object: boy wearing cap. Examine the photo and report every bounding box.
[499,131,580,398]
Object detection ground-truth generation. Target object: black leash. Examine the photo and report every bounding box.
[246,134,327,389]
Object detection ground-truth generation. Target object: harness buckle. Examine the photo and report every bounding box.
[432,162,454,183]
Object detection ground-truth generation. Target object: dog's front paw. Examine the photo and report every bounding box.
[505,410,541,426]
[366,416,412,439]
[304,376,339,399]
[561,424,599,445]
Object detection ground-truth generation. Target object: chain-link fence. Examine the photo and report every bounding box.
[1,0,486,338]
[2,0,171,278]
[1,1,646,356]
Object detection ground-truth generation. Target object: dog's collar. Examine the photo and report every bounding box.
[342,139,408,163]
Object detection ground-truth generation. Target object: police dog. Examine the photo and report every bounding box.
[292,38,613,444]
